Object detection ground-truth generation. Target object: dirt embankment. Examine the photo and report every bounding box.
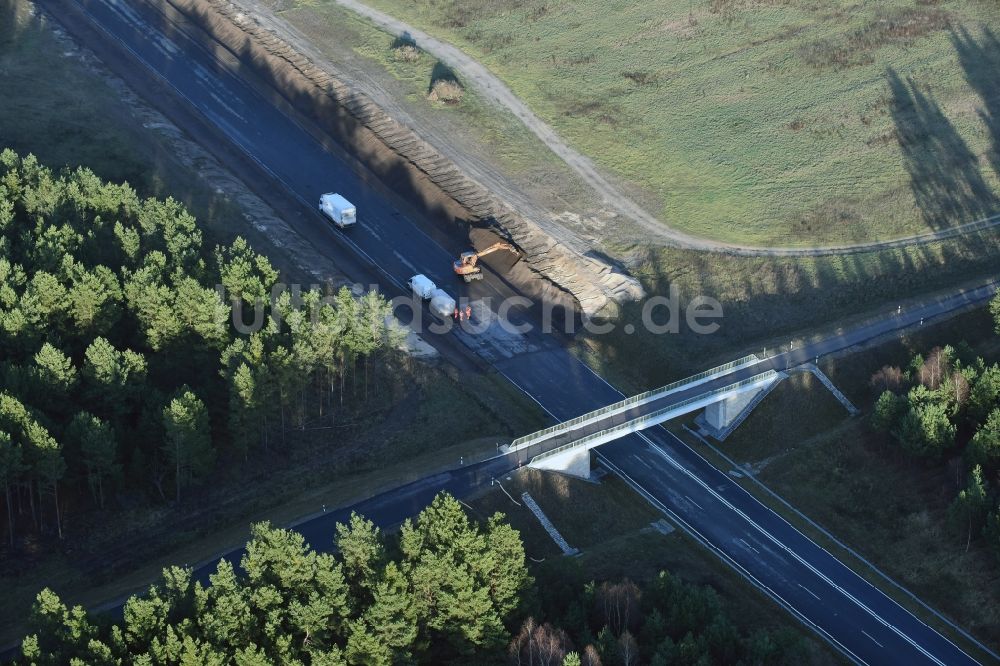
[161,0,644,316]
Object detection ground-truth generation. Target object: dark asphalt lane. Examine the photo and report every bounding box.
[598,431,973,665]
[44,1,1000,664]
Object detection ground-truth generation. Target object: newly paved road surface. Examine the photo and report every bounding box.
[44,1,1000,663]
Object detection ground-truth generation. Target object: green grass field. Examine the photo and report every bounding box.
[275,0,595,216]
[296,0,1000,245]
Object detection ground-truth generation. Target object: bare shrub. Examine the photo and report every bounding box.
[429,78,465,104]
[595,579,641,636]
[622,70,657,86]
[707,0,786,22]
[951,370,970,408]
[392,44,421,63]
[581,645,602,666]
[508,617,573,666]
[618,631,639,666]
[917,347,952,390]
[871,365,905,392]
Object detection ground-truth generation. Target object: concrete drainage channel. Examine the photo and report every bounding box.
[156,0,644,316]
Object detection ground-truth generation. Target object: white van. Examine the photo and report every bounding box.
[408,274,437,300]
[319,193,357,228]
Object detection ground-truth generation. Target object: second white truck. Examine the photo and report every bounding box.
[429,288,456,320]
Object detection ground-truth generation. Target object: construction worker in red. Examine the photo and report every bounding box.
[465,305,472,321]
[453,306,459,321]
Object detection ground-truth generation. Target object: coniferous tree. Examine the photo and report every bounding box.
[871,390,904,434]
[335,513,386,606]
[969,409,1000,474]
[215,236,278,304]
[65,412,118,509]
[174,276,229,349]
[969,365,1000,424]
[345,562,418,666]
[32,343,77,397]
[950,465,990,551]
[0,430,23,547]
[399,493,531,659]
[161,387,213,502]
[82,337,147,421]
[0,392,64,537]
[66,264,122,336]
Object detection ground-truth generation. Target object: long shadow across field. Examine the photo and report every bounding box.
[951,27,1000,181]
[887,67,998,231]
[0,1,17,43]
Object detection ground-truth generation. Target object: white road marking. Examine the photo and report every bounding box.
[862,630,884,648]
[594,450,864,665]
[631,454,652,469]
[642,438,950,666]
[684,494,704,511]
[739,538,760,554]
[798,583,821,601]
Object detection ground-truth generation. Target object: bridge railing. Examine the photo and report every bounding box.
[510,354,760,451]
[529,370,778,462]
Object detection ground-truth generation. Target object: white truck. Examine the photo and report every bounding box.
[408,274,437,300]
[429,288,456,320]
[318,193,357,228]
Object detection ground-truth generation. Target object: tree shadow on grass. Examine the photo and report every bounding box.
[428,61,460,92]
[0,0,16,44]
[950,27,1000,181]
[887,68,998,231]
[390,30,416,51]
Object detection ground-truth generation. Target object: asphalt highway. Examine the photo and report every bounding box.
[41,0,1000,663]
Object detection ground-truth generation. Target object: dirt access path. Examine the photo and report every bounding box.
[329,0,1000,257]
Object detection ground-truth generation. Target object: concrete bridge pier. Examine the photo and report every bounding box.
[528,447,592,480]
[703,384,771,431]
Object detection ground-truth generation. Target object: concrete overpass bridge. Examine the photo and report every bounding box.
[508,354,854,478]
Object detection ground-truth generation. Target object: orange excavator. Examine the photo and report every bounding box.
[452,241,519,282]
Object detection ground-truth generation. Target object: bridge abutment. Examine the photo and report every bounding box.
[528,447,592,480]
[704,383,770,430]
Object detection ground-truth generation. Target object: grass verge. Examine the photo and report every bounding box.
[578,244,1000,394]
